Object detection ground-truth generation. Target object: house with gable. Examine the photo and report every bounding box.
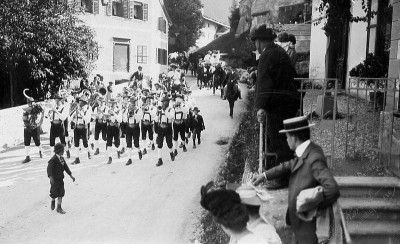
[70,0,171,83]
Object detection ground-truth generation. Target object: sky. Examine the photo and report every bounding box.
[201,0,233,26]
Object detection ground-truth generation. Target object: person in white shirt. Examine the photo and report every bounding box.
[105,99,122,164]
[71,95,92,165]
[93,96,108,156]
[119,97,130,155]
[125,97,144,166]
[49,94,70,158]
[141,96,157,154]
[168,64,182,94]
[155,96,175,167]
[172,96,189,156]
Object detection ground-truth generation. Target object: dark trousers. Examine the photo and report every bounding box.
[106,125,120,148]
[120,122,127,138]
[291,219,318,244]
[126,125,140,148]
[74,127,88,148]
[50,123,66,147]
[94,122,107,141]
[50,179,65,199]
[228,100,235,116]
[192,128,201,142]
[173,122,185,141]
[24,127,41,146]
[64,118,69,137]
[156,125,173,149]
[141,122,154,140]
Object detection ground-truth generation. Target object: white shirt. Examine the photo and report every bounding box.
[295,140,311,157]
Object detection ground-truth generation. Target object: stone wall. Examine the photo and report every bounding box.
[387,0,400,110]
[379,111,400,175]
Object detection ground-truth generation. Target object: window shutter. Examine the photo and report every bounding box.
[158,17,162,31]
[106,0,112,16]
[129,0,134,19]
[93,0,99,14]
[123,0,129,18]
[143,3,148,21]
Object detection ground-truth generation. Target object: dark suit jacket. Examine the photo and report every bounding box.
[264,142,339,240]
[47,154,72,180]
[255,43,299,112]
[130,71,143,81]
[191,114,205,131]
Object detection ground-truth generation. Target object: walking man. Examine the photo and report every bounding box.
[71,95,92,165]
[125,98,143,165]
[49,94,70,158]
[106,99,122,164]
[47,143,75,214]
[173,96,189,156]
[190,107,205,149]
[155,96,175,167]
[141,96,157,154]
[93,96,108,155]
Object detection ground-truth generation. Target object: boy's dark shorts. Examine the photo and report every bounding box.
[50,180,65,199]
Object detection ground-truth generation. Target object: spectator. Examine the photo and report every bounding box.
[287,34,298,66]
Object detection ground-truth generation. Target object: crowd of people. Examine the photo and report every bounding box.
[21,64,207,170]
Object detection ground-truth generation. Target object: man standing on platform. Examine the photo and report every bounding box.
[130,66,144,88]
[251,24,300,188]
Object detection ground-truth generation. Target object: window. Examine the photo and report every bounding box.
[113,38,130,72]
[133,1,148,20]
[137,45,147,64]
[278,1,312,24]
[156,48,167,65]
[112,1,124,17]
[158,17,167,33]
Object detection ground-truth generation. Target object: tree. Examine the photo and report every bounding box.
[0,0,98,107]
[228,0,240,32]
[164,0,204,53]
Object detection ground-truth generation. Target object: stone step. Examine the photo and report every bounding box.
[347,219,400,235]
[335,177,400,198]
[339,197,400,221]
[347,220,400,244]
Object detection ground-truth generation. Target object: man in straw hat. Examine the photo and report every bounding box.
[71,94,92,165]
[251,24,300,188]
[47,143,75,214]
[252,116,339,244]
[22,91,45,163]
[49,94,70,158]
[155,95,175,166]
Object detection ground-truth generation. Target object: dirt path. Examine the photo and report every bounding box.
[0,77,248,244]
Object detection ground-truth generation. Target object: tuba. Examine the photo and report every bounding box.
[98,86,107,96]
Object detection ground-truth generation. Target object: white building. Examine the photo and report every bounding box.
[75,0,171,83]
[195,15,230,48]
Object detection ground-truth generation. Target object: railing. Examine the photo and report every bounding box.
[259,77,400,176]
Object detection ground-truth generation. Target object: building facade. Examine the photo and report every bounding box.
[75,0,170,83]
[195,15,230,49]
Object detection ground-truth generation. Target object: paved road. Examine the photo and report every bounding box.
[0,76,247,244]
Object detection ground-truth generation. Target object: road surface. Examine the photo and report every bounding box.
[0,76,247,244]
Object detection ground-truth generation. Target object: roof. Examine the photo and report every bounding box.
[201,0,230,26]
[202,15,231,29]
[194,30,250,55]
[159,0,172,25]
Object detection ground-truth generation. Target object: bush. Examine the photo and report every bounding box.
[349,53,388,78]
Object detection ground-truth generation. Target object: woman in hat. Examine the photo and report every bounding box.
[252,116,339,244]
[47,143,75,214]
[200,182,265,244]
[226,184,282,244]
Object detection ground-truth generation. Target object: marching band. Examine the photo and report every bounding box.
[21,64,204,167]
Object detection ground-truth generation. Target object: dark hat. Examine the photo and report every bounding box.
[129,97,137,103]
[142,88,149,93]
[278,32,289,42]
[251,25,277,41]
[193,107,200,112]
[279,116,315,133]
[97,96,106,102]
[54,143,65,153]
[288,34,296,44]
[170,63,178,69]
[161,96,170,102]
[108,98,117,104]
